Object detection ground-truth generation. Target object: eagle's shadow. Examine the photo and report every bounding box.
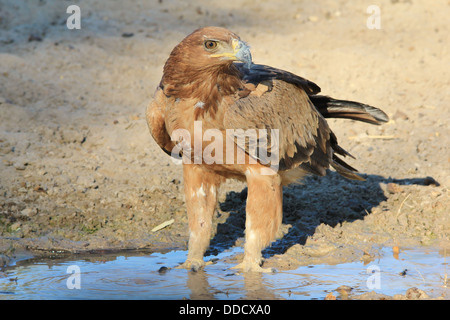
[206,172,439,258]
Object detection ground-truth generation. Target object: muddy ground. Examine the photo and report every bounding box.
[0,0,449,298]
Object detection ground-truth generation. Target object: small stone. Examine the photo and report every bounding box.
[387,183,403,194]
[21,207,37,217]
[14,162,27,170]
[10,222,21,231]
[158,266,169,274]
[324,292,336,300]
[405,287,429,300]
[336,285,353,294]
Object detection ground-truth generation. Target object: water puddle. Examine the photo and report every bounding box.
[0,247,448,299]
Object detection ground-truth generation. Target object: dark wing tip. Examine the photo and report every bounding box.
[365,105,389,123]
[235,63,321,95]
[311,95,389,125]
[330,154,366,181]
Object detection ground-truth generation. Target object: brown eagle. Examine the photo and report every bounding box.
[146,26,388,272]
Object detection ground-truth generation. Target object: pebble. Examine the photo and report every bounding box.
[387,183,403,194]
[336,285,353,294]
[10,222,21,231]
[14,162,28,170]
[405,287,429,300]
[158,266,169,274]
[21,207,37,217]
[324,292,336,300]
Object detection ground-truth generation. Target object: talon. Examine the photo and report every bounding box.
[176,259,206,272]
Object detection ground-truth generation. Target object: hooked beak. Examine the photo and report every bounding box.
[211,39,253,69]
[233,39,253,69]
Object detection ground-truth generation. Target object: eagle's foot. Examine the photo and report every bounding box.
[176,259,213,272]
[176,259,205,272]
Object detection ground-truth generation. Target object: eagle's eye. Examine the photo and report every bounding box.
[204,40,218,50]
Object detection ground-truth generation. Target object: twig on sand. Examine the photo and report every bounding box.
[395,193,411,221]
[348,134,396,140]
[151,219,175,232]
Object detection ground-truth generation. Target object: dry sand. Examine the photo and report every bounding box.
[0,0,449,286]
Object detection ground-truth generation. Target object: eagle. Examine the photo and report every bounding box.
[146,26,388,272]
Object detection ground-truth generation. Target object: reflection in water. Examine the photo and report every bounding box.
[0,247,448,299]
[187,271,215,300]
[242,272,278,300]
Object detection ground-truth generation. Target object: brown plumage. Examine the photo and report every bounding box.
[146,26,388,272]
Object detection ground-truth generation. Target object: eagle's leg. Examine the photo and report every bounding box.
[178,164,222,271]
[233,167,282,272]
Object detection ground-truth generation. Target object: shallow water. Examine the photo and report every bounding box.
[0,247,448,300]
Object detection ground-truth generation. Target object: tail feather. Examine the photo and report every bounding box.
[311,95,389,125]
[331,158,366,181]
[308,95,387,181]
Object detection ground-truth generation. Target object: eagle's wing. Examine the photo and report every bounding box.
[146,88,175,156]
[224,77,363,180]
[236,63,388,125]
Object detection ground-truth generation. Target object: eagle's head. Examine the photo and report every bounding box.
[164,26,253,73]
[160,27,252,118]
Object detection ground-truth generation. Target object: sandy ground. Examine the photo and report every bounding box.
[0,0,449,297]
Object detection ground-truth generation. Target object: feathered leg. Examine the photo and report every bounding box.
[179,164,223,271]
[233,167,282,272]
